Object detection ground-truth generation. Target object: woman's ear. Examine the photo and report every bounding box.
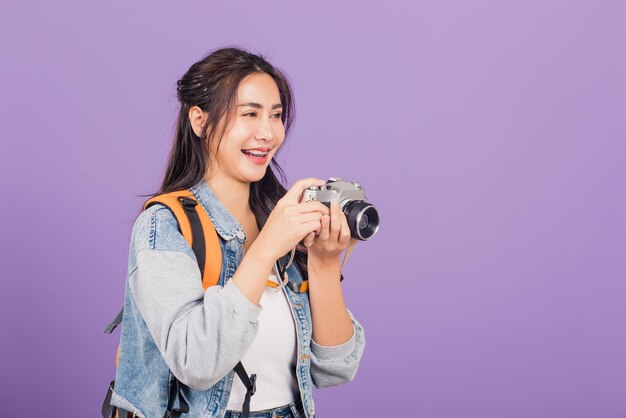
[188,106,208,138]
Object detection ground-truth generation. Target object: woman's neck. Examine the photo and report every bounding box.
[204,174,253,223]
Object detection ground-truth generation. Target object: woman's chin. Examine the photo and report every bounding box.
[241,167,268,183]
[239,158,271,181]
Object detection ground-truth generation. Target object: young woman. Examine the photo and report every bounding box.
[109,47,366,418]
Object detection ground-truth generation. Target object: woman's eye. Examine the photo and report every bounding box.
[242,111,281,118]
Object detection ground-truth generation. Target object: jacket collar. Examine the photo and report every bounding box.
[189,178,244,241]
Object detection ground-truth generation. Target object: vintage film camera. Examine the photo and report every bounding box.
[302,177,380,241]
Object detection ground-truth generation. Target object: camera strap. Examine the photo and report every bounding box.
[340,242,356,275]
[278,241,355,289]
[273,248,296,292]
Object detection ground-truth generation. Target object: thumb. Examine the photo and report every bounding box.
[284,177,326,204]
[303,231,316,248]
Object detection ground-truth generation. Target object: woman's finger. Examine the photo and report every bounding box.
[329,200,341,242]
[302,219,323,236]
[303,231,316,248]
[319,214,330,241]
[295,212,323,224]
[283,178,326,204]
[295,201,330,216]
[339,212,351,247]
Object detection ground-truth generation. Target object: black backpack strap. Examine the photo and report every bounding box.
[177,196,207,279]
[101,380,116,417]
[104,308,124,334]
[165,373,190,418]
[233,362,257,418]
[162,197,204,418]
[101,380,133,418]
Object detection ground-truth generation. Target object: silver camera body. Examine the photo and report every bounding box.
[302,177,380,241]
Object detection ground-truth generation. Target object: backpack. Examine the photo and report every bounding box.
[101,189,305,418]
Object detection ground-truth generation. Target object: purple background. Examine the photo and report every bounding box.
[1,1,625,417]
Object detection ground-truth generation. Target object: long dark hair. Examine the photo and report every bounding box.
[137,46,309,279]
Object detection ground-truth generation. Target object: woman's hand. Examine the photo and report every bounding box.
[250,178,330,261]
[303,199,359,261]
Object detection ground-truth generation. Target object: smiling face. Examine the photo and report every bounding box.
[206,72,285,184]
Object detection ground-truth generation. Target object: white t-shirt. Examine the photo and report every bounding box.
[226,273,299,411]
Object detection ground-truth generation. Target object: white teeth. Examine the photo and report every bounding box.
[243,150,268,157]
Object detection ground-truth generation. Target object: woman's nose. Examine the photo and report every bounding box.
[254,120,274,141]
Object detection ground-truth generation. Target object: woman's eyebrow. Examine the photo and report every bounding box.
[237,102,283,109]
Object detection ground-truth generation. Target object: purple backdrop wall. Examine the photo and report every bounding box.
[1,1,624,417]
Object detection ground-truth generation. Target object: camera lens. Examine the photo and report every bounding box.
[358,214,369,230]
[343,201,380,240]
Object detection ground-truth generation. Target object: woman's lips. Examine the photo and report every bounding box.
[241,150,269,165]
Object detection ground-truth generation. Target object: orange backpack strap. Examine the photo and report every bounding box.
[143,190,222,289]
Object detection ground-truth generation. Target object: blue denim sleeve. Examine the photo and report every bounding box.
[309,308,366,389]
[128,205,263,391]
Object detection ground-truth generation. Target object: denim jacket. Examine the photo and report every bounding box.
[110,178,366,418]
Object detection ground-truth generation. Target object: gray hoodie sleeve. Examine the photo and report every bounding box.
[128,205,262,391]
[309,308,366,388]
